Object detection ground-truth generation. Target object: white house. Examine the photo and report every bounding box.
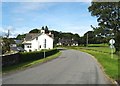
[57,38,78,46]
[23,30,54,52]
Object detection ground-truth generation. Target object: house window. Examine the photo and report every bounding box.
[44,39,46,48]
[27,46,29,48]
[36,37,38,40]
[27,45,31,48]
[39,45,41,48]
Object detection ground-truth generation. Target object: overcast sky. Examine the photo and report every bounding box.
[1,1,99,38]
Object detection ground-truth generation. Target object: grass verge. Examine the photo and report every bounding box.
[3,51,61,74]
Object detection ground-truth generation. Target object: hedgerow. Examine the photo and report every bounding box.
[19,49,59,63]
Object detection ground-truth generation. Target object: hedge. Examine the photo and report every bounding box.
[2,49,59,67]
[2,53,20,67]
[19,49,59,63]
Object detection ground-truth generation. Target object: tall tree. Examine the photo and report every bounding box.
[45,26,49,33]
[16,34,26,40]
[29,29,40,33]
[2,38,10,54]
[88,2,120,52]
[84,31,97,44]
[41,26,44,30]
[45,26,48,30]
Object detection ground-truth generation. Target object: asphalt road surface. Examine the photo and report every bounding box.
[3,49,112,84]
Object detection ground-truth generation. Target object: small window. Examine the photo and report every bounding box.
[27,46,29,48]
[29,49,32,52]
[44,39,46,48]
[39,45,41,48]
[27,45,31,48]
[36,37,38,40]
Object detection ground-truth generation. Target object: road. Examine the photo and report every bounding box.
[2,49,112,84]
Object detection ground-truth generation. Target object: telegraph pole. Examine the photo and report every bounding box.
[44,49,45,58]
[44,39,46,59]
[6,29,10,38]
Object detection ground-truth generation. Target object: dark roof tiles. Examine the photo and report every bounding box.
[25,33,41,41]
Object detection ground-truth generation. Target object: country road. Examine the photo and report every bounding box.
[2,49,112,84]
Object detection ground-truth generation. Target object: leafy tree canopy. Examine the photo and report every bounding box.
[88,2,119,31]
[29,29,40,33]
[16,34,26,40]
[2,38,10,54]
[88,2,120,52]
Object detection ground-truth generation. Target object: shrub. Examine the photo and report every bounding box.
[19,49,59,63]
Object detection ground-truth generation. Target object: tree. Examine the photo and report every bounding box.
[16,34,26,40]
[78,37,86,46]
[29,29,40,33]
[2,38,10,54]
[72,33,80,44]
[84,31,96,44]
[50,30,81,46]
[91,26,112,44]
[41,26,44,30]
[91,25,111,37]
[45,26,48,30]
[45,26,49,33]
[88,2,120,52]
[73,34,80,39]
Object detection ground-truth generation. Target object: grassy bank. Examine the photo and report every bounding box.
[66,45,119,80]
[3,51,61,74]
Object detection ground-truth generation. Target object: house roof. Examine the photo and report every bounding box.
[24,33,53,42]
[25,33,41,41]
[10,47,25,52]
[14,40,23,44]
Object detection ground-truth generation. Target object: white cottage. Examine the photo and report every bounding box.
[23,30,54,52]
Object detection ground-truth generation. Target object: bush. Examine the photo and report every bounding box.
[19,49,59,63]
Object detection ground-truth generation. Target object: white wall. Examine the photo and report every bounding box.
[24,44,31,52]
[38,34,53,49]
[31,38,39,51]
[24,34,53,52]
[24,39,38,52]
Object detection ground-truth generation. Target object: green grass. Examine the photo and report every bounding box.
[3,51,61,74]
[88,43,108,47]
[80,46,115,54]
[79,44,115,54]
[67,43,115,54]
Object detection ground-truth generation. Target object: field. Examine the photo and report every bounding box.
[80,44,115,54]
[66,44,119,81]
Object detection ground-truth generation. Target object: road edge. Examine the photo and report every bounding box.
[81,51,117,85]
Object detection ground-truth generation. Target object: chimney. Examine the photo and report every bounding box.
[41,29,45,34]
